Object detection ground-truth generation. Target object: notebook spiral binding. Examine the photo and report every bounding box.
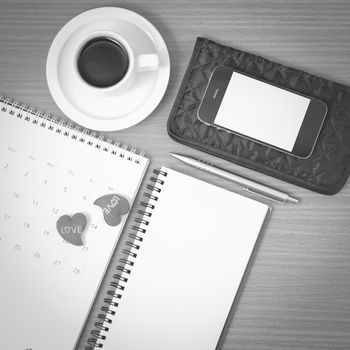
[0,96,145,163]
[86,169,168,349]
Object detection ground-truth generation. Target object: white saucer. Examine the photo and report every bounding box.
[46,7,170,131]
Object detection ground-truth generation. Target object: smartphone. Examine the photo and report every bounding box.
[197,65,328,158]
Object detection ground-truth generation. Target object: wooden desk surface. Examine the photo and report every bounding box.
[1,1,350,349]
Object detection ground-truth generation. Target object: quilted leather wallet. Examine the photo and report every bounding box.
[167,37,350,195]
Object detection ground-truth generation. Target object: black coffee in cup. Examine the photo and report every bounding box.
[77,37,129,88]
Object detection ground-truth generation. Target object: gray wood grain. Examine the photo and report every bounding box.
[1,0,350,349]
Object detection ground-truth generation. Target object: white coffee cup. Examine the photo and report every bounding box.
[72,31,159,95]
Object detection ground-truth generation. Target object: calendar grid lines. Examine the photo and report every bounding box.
[0,95,148,350]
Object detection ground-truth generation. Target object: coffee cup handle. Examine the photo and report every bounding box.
[137,54,159,71]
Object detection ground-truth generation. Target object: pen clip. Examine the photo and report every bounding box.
[243,187,286,204]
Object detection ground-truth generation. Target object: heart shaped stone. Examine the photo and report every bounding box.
[56,213,87,246]
[94,194,130,226]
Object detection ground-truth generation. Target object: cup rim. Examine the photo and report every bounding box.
[73,31,135,92]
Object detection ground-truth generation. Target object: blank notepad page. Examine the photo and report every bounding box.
[102,167,270,350]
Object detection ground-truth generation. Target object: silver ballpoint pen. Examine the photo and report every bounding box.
[171,153,299,204]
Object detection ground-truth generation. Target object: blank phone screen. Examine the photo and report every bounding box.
[214,72,311,151]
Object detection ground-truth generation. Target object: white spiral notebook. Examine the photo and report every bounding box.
[87,167,270,350]
[0,97,149,350]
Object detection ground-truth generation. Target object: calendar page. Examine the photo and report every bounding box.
[0,102,148,350]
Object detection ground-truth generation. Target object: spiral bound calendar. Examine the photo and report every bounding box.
[0,97,148,350]
[87,167,270,350]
